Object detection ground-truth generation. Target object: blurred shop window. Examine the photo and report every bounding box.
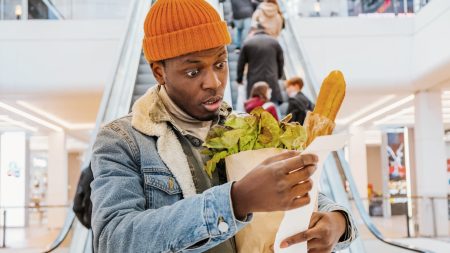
[29,153,48,225]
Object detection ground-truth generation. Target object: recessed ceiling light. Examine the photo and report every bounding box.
[16,101,95,130]
[0,101,62,132]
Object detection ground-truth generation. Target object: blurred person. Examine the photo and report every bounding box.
[286,76,315,124]
[237,24,284,105]
[252,0,284,38]
[230,0,254,49]
[251,0,263,11]
[89,0,358,252]
[244,81,279,120]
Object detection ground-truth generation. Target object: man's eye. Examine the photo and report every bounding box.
[215,61,227,69]
[186,69,200,78]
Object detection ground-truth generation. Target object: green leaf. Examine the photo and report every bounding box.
[280,122,307,150]
[204,151,228,178]
[255,110,281,148]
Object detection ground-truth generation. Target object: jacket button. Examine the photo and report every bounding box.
[192,138,201,147]
[218,218,229,233]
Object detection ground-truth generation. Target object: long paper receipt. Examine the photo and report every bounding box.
[274,134,349,253]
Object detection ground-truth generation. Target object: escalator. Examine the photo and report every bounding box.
[44,0,437,252]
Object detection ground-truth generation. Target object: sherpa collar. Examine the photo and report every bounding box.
[131,85,231,197]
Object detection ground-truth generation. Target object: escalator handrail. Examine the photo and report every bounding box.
[42,0,65,20]
[82,0,149,169]
[43,1,150,252]
[281,9,435,253]
[42,209,76,253]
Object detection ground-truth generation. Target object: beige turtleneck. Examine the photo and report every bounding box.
[158,85,212,141]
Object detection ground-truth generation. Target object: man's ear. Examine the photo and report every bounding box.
[150,61,166,85]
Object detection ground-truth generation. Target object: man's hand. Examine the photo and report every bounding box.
[231,151,317,219]
[280,211,347,253]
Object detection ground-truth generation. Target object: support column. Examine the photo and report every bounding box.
[348,126,369,210]
[46,132,68,229]
[414,91,448,237]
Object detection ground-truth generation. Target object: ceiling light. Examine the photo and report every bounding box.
[16,101,95,130]
[336,95,396,125]
[352,95,415,127]
[0,115,38,132]
[373,106,414,125]
[0,101,63,132]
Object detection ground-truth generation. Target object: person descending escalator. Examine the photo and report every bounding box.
[244,81,279,120]
[237,24,284,105]
[229,0,254,49]
[252,0,284,38]
[285,77,315,124]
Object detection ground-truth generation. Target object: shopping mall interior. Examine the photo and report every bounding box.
[0,0,449,252]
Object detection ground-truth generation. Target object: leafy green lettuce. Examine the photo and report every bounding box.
[203,107,307,177]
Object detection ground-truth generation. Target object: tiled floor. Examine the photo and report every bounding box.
[0,210,449,252]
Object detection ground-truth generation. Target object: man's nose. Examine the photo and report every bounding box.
[202,68,222,90]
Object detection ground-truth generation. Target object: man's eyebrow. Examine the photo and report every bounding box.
[185,59,201,64]
[218,50,226,58]
[184,49,227,63]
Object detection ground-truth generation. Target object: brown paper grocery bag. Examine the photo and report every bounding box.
[225,148,285,253]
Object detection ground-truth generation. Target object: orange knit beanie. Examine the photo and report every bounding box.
[143,0,231,62]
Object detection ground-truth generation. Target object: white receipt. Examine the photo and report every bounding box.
[274,134,349,253]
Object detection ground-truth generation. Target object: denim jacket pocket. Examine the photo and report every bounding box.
[143,172,183,209]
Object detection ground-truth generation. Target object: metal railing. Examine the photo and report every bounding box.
[43,0,151,252]
[281,0,433,18]
[334,151,435,252]
[354,195,450,238]
[0,205,72,250]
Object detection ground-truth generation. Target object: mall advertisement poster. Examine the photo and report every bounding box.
[385,129,409,215]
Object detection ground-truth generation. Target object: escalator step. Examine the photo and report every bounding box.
[138,65,152,74]
[228,53,239,62]
[140,56,148,64]
[136,74,156,85]
[134,84,154,96]
[229,61,237,72]
[227,45,237,52]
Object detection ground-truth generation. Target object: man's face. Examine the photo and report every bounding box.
[151,46,228,121]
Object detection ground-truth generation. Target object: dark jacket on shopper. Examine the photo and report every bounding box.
[237,31,284,104]
[230,0,254,19]
[287,91,315,124]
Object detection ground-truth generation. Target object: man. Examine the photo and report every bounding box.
[90,0,357,252]
[236,24,284,105]
[286,76,315,124]
[229,0,254,49]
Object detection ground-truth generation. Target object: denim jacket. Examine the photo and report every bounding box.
[90,86,358,253]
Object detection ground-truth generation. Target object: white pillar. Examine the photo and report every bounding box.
[0,132,27,227]
[414,91,448,237]
[46,132,68,229]
[348,126,369,210]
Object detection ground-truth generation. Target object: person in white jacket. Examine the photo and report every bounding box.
[252,0,284,38]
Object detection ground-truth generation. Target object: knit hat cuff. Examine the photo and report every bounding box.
[143,21,231,62]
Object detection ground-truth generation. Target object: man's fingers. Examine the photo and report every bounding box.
[286,165,316,186]
[279,154,318,174]
[290,193,311,209]
[306,238,323,250]
[309,212,323,229]
[290,179,313,199]
[262,150,300,165]
[280,227,322,248]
